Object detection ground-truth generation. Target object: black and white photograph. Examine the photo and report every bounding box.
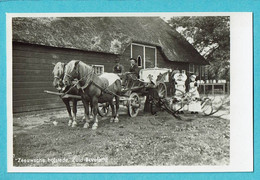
[7,13,252,172]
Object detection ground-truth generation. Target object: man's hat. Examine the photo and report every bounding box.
[129,58,137,63]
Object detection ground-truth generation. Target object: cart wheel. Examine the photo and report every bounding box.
[157,82,167,98]
[98,103,110,117]
[201,98,213,115]
[127,93,141,117]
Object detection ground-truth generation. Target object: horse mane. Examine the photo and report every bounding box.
[53,62,65,77]
[65,60,93,79]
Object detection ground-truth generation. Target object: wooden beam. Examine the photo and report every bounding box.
[44,90,81,99]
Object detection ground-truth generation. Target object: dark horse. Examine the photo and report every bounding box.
[63,60,122,130]
[52,62,91,127]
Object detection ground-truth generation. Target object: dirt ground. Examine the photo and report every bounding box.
[13,95,230,167]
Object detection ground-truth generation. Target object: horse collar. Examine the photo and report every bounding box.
[80,68,95,90]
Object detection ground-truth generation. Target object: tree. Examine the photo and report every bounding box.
[167,16,230,80]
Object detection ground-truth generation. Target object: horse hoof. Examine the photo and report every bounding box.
[89,115,93,119]
[114,117,119,123]
[92,123,98,130]
[72,121,77,128]
[83,123,89,129]
[53,121,58,126]
[68,120,72,127]
[110,118,114,123]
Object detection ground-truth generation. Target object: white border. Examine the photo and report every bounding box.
[7,12,253,172]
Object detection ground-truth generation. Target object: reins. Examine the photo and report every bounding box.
[62,62,121,98]
[54,76,60,80]
[62,68,94,96]
[91,80,121,98]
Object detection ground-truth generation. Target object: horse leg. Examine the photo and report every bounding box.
[81,103,93,122]
[92,97,99,130]
[82,98,91,128]
[114,96,120,123]
[89,102,93,120]
[82,101,86,122]
[109,100,115,123]
[71,99,77,128]
[63,99,73,126]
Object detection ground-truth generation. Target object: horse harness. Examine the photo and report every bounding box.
[63,67,94,94]
[63,67,120,98]
[54,63,66,82]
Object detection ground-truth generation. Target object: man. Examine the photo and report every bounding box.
[113,61,124,74]
[129,58,139,79]
[123,58,140,89]
[144,74,158,114]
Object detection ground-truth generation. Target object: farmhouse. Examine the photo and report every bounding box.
[12,17,208,113]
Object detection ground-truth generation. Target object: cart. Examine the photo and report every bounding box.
[45,67,172,118]
[119,68,169,117]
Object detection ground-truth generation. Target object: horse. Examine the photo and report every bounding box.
[63,60,121,130]
[52,62,91,127]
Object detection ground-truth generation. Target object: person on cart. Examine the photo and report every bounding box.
[129,58,140,78]
[188,75,201,114]
[123,58,140,89]
[113,61,124,74]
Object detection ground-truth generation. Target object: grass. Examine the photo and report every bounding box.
[13,110,229,167]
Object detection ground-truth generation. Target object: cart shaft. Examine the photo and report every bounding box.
[44,90,81,99]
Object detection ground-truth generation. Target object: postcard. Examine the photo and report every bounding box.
[6,12,252,173]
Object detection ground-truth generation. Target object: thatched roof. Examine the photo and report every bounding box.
[12,17,208,65]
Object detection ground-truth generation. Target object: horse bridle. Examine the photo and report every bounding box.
[63,63,95,94]
[64,73,72,80]
[63,63,121,98]
[54,75,62,81]
[54,63,66,82]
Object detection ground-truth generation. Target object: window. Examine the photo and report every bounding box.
[131,43,157,69]
[132,44,144,68]
[195,65,200,76]
[189,64,194,73]
[205,65,209,78]
[201,66,205,77]
[137,55,142,67]
[145,47,156,68]
[92,65,104,75]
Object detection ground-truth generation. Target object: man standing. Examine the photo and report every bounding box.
[144,74,158,114]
